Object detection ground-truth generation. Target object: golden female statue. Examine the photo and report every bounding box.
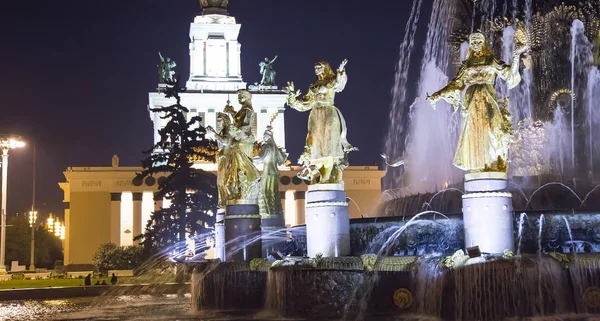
[207,112,260,206]
[427,33,529,172]
[254,125,287,217]
[223,89,255,158]
[284,59,356,184]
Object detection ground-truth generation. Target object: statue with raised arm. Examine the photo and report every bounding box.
[427,32,529,172]
[223,89,255,158]
[207,112,260,206]
[259,55,278,87]
[284,59,357,184]
[254,122,287,218]
[158,52,176,83]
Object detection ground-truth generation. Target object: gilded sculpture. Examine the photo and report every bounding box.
[207,111,260,207]
[223,89,255,158]
[254,120,287,218]
[284,59,357,184]
[427,32,529,172]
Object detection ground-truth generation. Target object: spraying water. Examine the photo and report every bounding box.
[563,216,575,255]
[570,20,594,171]
[537,214,545,255]
[586,66,600,176]
[394,0,459,192]
[383,0,424,187]
[517,212,528,256]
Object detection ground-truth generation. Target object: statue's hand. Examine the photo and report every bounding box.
[284,81,301,98]
[338,59,348,72]
[514,44,530,56]
[206,125,215,133]
[426,92,440,109]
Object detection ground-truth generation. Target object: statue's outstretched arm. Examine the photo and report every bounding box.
[270,55,278,64]
[333,59,348,93]
[284,81,313,112]
[428,65,466,110]
[496,47,526,89]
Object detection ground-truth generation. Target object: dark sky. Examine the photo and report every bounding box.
[0,0,422,216]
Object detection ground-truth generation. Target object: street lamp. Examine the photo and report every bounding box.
[0,135,25,274]
[28,210,37,271]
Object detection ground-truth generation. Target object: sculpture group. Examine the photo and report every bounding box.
[205,29,529,259]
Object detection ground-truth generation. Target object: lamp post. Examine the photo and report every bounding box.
[28,210,37,271]
[28,143,36,271]
[0,135,25,274]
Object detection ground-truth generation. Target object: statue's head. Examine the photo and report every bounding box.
[263,125,274,141]
[314,61,334,80]
[264,57,269,62]
[469,33,486,53]
[237,89,252,105]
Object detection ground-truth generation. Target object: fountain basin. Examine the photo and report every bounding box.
[191,255,600,320]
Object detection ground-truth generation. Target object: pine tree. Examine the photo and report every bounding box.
[137,55,218,257]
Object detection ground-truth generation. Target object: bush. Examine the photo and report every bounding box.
[92,243,143,273]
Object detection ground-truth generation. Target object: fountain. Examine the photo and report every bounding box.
[187,0,600,319]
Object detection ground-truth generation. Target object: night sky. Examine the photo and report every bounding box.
[0,0,425,217]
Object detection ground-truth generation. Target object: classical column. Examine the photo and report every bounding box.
[294,191,306,225]
[275,108,286,149]
[64,202,71,266]
[280,191,286,221]
[205,109,216,138]
[257,109,268,140]
[132,193,143,244]
[110,193,122,245]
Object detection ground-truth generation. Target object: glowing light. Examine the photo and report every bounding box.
[47,214,55,232]
[0,135,25,150]
[28,211,37,227]
[54,221,61,237]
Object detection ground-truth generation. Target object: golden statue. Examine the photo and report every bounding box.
[254,124,287,218]
[427,33,529,172]
[284,59,357,184]
[207,112,260,207]
[223,89,255,159]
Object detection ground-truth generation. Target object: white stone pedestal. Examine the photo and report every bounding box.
[462,172,514,254]
[305,183,350,257]
[214,211,225,261]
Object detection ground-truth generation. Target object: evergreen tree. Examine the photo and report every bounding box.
[137,55,218,256]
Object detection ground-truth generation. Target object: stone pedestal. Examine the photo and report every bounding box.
[305,183,350,257]
[224,200,262,262]
[462,172,514,254]
[261,214,285,258]
[214,210,225,261]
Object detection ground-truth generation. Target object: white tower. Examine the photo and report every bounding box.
[148,0,287,169]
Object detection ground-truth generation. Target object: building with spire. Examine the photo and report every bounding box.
[58,1,384,269]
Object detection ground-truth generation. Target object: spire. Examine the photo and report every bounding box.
[200,0,229,15]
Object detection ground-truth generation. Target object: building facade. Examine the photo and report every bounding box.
[59,5,385,268]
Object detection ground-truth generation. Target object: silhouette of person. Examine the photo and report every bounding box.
[110,273,118,285]
[84,274,91,288]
